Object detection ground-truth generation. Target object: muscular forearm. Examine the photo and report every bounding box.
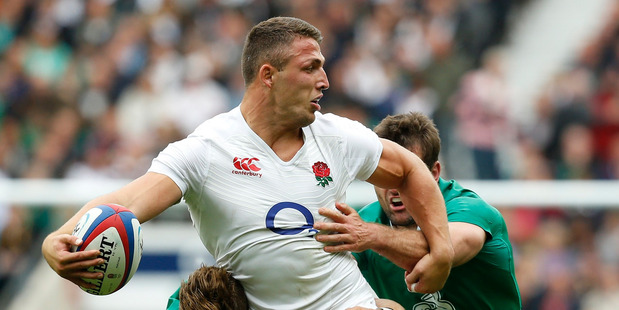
[398,167,453,264]
[49,172,181,238]
[372,222,485,270]
[366,140,454,269]
[369,225,429,271]
[51,194,127,237]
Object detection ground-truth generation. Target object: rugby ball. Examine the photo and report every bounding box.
[71,204,143,295]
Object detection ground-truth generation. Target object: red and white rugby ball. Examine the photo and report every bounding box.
[71,203,143,295]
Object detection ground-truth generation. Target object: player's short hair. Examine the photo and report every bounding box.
[241,16,323,85]
[374,112,441,170]
[179,265,248,310]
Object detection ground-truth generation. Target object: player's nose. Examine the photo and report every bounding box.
[317,68,329,90]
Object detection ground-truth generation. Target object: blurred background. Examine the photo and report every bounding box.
[2,0,619,309]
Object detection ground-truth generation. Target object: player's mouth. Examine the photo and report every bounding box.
[311,95,322,111]
[390,197,406,212]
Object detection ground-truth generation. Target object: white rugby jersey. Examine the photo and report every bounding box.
[149,106,382,309]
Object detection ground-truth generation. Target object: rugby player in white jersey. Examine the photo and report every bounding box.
[42,17,454,309]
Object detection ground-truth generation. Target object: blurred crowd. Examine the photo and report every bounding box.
[1,0,619,309]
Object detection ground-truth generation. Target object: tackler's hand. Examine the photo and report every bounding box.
[314,202,382,253]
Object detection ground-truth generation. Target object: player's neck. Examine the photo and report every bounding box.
[270,131,304,161]
[240,97,304,162]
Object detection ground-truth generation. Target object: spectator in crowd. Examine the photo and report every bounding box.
[452,47,513,179]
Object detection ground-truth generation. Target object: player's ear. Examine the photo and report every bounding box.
[259,64,276,88]
[431,161,441,182]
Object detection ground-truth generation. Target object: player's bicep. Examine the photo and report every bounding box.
[111,172,182,223]
[449,222,486,266]
[366,139,418,189]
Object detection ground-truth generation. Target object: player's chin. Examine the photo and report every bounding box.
[390,214,415,227]
[298,111,317,127]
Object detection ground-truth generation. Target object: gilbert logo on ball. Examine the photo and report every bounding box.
[71,204,143,295]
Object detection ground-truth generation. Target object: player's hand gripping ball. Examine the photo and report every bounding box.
[71,204,143,295]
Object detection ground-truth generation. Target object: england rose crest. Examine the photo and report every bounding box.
[312,161,333,187]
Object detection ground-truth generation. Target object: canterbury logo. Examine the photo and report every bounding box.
[233,157,261,171]
[232,157,262,178]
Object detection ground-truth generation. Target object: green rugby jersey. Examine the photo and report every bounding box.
[354,178,521,310]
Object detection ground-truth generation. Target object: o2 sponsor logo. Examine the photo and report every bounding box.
[265,202,318,236]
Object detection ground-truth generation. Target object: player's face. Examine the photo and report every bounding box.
[374,187,416,227]
[270,37,329,127]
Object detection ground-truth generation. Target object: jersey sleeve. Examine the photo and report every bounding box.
[148,137,210,196]
[322,114,383,181]
[347,122,382,181]
[446,197,502,239]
